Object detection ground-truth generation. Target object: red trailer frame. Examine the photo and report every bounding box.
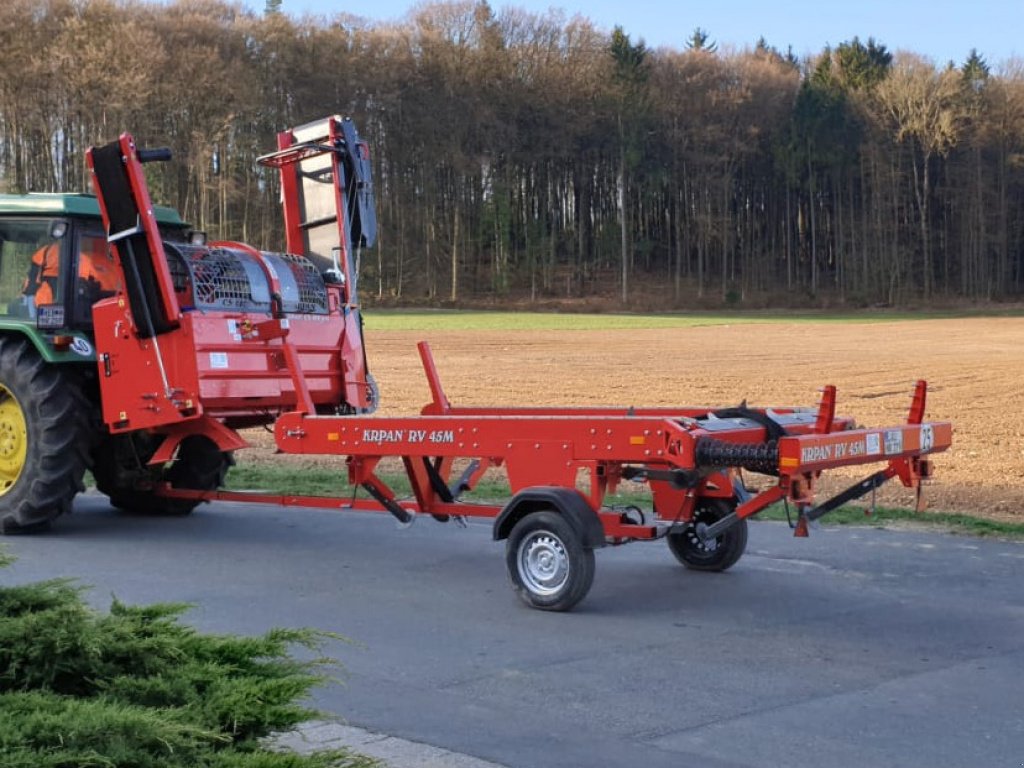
[84,121,952,612]
[162,341,952,611]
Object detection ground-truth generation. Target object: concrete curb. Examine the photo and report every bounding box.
[274,721,508,768]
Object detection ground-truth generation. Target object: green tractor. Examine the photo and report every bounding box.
[0,193,226,532]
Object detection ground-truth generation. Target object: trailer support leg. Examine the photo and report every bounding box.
[803,468,895,523]
[361,480,413,524]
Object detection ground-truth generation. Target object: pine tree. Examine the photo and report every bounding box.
[686,27,717,53]
[609,26,650,304]
[961,48,989,91]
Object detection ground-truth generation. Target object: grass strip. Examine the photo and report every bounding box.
[362,308,998,332]
[754,502,1024,538]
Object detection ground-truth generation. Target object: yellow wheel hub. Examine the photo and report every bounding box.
[0,384,27,495]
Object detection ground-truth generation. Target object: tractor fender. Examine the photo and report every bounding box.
[0,322,95,364]
[493,487,606,549]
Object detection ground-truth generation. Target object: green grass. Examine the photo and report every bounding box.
[363,308,988,332]
[226,464,358,497]
[754,502,1024,539]
[226,462,1024,540]
[226,462,510,501]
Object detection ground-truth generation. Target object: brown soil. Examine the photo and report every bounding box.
[245,317,1024,521]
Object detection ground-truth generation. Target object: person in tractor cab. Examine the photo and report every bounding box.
[22,240,60,307]
[76,234,120,304]
[23,234,119,319]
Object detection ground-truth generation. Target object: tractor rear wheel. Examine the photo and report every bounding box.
[0,337,92,533]
[93,433,231,516]
[667,498,747,572]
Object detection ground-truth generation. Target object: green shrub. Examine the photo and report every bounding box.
[0,554,376,767]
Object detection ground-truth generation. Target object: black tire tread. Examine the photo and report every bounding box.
[0,337,94,533]
[94,434,230,516]
[667,498,747,572]
[505,510,595,612]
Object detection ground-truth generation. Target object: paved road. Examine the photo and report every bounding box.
[4,494,1024,768]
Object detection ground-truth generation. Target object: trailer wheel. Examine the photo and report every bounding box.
[506,510,595,612]
[94,434,230,516]
[667,499,747,572]
[0,338,91,533]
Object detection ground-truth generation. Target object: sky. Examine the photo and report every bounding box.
[246,0,1021,68]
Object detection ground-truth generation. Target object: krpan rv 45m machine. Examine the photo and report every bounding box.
[0,117,951,610]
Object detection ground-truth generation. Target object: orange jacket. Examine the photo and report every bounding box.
[78,239,119,291]
[24,242,60,305]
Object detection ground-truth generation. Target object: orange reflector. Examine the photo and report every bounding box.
[51,335,73,351]
[629,436,645,445]
[327,432,340,442]
[780,457,799,468]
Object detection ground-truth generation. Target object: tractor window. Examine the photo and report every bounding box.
[72,231,121,326]
[0,219,66,321]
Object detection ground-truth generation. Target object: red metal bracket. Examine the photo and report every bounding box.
[907,380,927,425]
[148,415,249,465]
[256,141,335,169]
[814,385,836,434]
[418,341,451,415]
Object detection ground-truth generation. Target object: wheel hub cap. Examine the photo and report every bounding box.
[687,514,720,553]
[518,532,569,596]
[0,385,27,494]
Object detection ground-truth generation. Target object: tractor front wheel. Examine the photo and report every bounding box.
[0,337,92,533]
[93,433,231,516]
[667,498,747,572]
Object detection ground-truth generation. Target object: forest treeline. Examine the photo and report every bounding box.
[1,0,1023,307]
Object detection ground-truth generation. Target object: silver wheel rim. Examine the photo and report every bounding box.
[517,530,570,596]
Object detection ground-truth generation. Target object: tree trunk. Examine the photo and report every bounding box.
[619,147,628,305]
[451,203,459,303]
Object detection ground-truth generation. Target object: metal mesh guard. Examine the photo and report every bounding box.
[164,244,328,315]
[267,252,329,315]
[191,247,270,311]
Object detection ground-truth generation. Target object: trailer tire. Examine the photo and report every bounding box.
[0,338,91,533]
[506,510,595,612]
[667,499,747,572]
[94,434,230,516]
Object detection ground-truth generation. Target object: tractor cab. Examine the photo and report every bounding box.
[0,194,188,335]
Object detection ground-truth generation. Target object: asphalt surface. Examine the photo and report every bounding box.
[4,493,1024,768]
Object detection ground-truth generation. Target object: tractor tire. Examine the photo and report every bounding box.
[667,498,747,572]
[0,337,92,533]
[506,509,595,612]
[93,433,231,516]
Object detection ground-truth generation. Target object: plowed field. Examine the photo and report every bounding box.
[250,316,1024,520]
